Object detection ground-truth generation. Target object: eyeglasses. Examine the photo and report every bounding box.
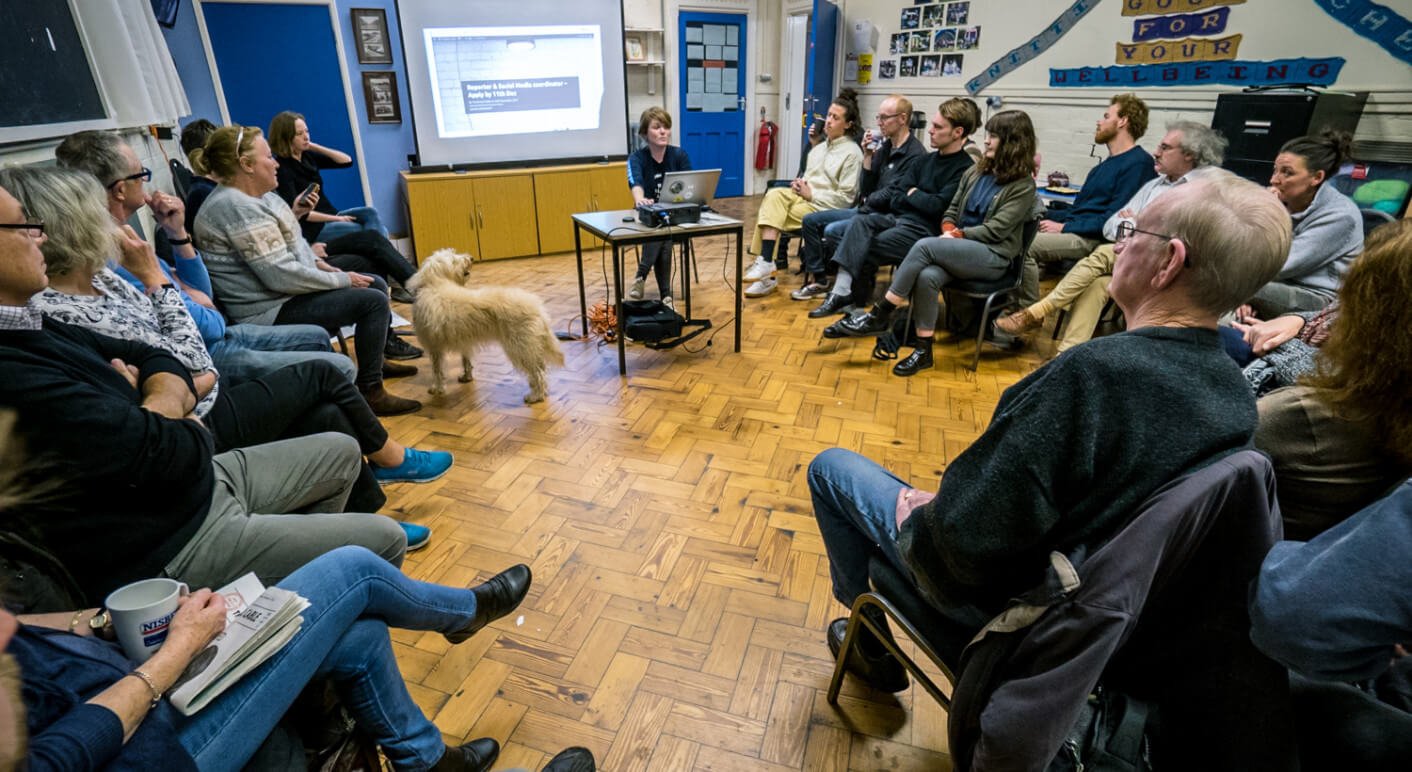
[0,217,44,238]
[107,167,152,189]
[875,112,902,122]
[1155,142,1180,153]
[1116,221,1191,267]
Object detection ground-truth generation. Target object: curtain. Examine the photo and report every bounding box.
[75,0,190,127]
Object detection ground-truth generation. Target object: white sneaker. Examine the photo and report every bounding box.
[628,278,645,300]
[745,277,778,297]
[744,257,776,282]
[662,296,674,311]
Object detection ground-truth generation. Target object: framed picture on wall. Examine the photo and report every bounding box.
[362,71,401,123]
[625,35,646,61]
[351,7,393,65]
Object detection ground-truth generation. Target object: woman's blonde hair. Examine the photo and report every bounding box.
[0,166,115,277]
[268,111,304,158]
[200,125,263,180]
[1304,218,1412,464]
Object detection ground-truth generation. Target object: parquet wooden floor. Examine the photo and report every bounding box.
[379,196,1056,771]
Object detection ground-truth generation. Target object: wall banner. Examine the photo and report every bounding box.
[1312,0,1412,67]
[1050,56,1345,87]
[965,0,1101,95]
[1131,7,1231,40]
[1122,0,1245,16]
[1117,33,1242,63]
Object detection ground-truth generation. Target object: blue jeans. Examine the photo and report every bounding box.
[801,207,857,276]
[318,206,389,241]
[176,546,479,772]
[209,323,356,386]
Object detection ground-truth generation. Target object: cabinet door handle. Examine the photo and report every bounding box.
[477,207,484,228]
[593,194,600,211]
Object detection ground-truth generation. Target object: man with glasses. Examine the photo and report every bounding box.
[56,130,356,385]
[997,121,1226,353]
[782,94,925,299]
[808,176,1291,694]
[803,97,981,318]
[1018,93,1158,310]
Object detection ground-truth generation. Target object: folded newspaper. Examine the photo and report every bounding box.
[166,572,310,715]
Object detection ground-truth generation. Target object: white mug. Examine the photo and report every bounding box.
[105,578,189,662]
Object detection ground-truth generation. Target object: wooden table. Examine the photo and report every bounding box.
[571,209,744,375]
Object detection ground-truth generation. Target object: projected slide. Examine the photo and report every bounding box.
[425,25,605,139]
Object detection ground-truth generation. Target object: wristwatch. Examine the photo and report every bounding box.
[89,610,110,631]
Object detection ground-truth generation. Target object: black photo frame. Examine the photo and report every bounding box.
[351,7,394,65]
[362,71,401,124]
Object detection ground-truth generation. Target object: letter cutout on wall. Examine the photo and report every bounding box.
[1115,33,1242,63]
[1131,7,1231,40]
[1050,56,1345,86]
[1123,0,1246,16]
[965,0,1102,95]
[1313,0,1412,67]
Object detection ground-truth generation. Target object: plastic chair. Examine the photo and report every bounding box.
[1361,207,1395,237]
[941,217,1041,370]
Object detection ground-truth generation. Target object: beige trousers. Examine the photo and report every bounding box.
[750,187,821,255]
[1029,244,1118,352]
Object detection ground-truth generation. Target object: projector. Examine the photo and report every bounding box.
[637,202,701,227]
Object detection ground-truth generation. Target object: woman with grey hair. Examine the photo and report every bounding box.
[3,166,453,517]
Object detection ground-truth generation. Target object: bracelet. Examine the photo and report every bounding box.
[128,669,163,708]
[167,236,192,245]
[68,610,86,633]
[145,283,176,297]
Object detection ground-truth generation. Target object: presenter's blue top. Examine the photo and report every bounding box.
[628,145,692,201]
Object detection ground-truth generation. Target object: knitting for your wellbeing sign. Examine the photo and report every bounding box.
[1051,0,1348,87]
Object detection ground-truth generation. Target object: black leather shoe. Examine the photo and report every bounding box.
[808,293,854,319]
[446,564,532,644]
[431,737,500,772]
[837,309,893,338]
[892,346,934,376]
[821,317,852,339]
[542,747,597,772]
[827,618,909,693]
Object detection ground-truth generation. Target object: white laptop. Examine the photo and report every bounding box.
[658,169,721,207]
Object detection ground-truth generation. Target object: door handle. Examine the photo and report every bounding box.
[477,207,484,228]
[737,96,747,111]
[593,194,600,211]
[786,93,790,110]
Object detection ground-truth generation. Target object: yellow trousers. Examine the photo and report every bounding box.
[750,187,820,255]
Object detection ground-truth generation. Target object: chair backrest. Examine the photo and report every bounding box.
[169,158,193,200]
[1361,207,1395,238]
[948,449,1296,771]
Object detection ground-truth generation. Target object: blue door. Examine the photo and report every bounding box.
[800,0,839,164]
[678,11,746,198]
[201,2,363,212]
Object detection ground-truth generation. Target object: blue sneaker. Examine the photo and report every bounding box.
[399,522,432,552]
[372,448,453,484]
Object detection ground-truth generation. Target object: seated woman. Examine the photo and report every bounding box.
[627,106,692,309]
[742,88,864,297]
[180,119,221,237]
[5,544,532,772]
[4,166,450,534]
[1253,218,1412,541]
[269,111,420,311]
[1243,130,1363,319]
[1222,302,1335,394]
[193,125,421,416]
[825,109,1038,377]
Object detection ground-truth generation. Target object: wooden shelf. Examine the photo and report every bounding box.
[627,59,665,66]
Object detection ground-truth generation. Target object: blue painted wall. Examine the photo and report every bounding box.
[162,0,417,235]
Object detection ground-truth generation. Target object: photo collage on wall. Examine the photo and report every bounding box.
[883,0,980,79]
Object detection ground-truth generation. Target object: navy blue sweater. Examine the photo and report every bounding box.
[1050,145,1157,238]
[627,145,692,201]
[0,319,211,603]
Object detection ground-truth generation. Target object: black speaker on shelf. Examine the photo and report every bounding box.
[1211,90,1367,184]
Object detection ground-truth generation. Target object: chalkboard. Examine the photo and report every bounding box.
[0,2,106,129]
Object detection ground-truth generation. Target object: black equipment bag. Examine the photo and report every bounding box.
[622,300,712,350]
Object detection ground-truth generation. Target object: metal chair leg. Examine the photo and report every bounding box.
[827,592,957,711]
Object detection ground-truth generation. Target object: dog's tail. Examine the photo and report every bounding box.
[542,318,566,367]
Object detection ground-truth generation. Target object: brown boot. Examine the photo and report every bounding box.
[382,360,418,378]
[361,384,422,416]
[995,308,1041,336]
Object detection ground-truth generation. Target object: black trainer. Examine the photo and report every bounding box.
[808,293,854,319]
[384,335,423,360]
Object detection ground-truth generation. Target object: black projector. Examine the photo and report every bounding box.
[637,202,701,227]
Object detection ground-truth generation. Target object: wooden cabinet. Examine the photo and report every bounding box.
[402,162,631,263]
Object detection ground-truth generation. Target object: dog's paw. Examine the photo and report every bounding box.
[525,391,547,404]
[458,373,474,383]
[428,385,446,396]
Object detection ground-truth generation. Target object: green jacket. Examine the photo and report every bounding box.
[942,166,1037,260]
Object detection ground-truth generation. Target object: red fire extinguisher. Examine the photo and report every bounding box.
[755,119,777,170]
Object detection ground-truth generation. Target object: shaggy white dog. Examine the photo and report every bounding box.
[407,249,564,403]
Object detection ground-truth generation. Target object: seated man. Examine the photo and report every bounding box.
[808,175,1291,691]
[997,121,1226,351]
[0,181,406,603]
[791,93,925,298]
[1019,93,1157,308]
[806,97,980,318]
[55,129,358,386]
[742,89,863,297]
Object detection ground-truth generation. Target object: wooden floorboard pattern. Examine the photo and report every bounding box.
[381,195,1055,771]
